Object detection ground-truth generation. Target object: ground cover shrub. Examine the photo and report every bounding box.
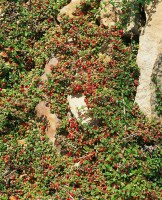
[0,0,161,199]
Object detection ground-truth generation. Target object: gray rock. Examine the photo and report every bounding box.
[135,2,162,120]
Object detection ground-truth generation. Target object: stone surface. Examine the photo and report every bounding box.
[36,57,59,144]
[99,0,143,35]
[125,0,143,35]
[40,57,58,82]
[135,2,162,120]
[144,0,161,24]
[126,16,139,35]
[35,101,59,144]
[67,94,95,125]
[150,54,162,117]
[57,0,82,22]
[99,0,122,28]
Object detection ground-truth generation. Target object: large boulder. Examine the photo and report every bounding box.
[135,1,162,120]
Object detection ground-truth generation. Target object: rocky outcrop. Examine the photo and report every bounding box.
[135,1,162,120]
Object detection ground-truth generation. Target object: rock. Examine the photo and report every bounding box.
[67,94,95,125]
[144,0,159,24]
[150,54,162,117]
[126,17,139,35]
[36,57,59,144]
[124,1,143,35]
[99,0,122,28]
[40,57,58,82]
[99,0,143,35]
[35,101,59,144]
[57,0,82,22]
[135,2,162,120]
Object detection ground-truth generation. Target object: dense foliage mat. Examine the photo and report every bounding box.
[0,0,161,199]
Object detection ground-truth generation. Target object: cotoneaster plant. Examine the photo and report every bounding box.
[0,0,161,199]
